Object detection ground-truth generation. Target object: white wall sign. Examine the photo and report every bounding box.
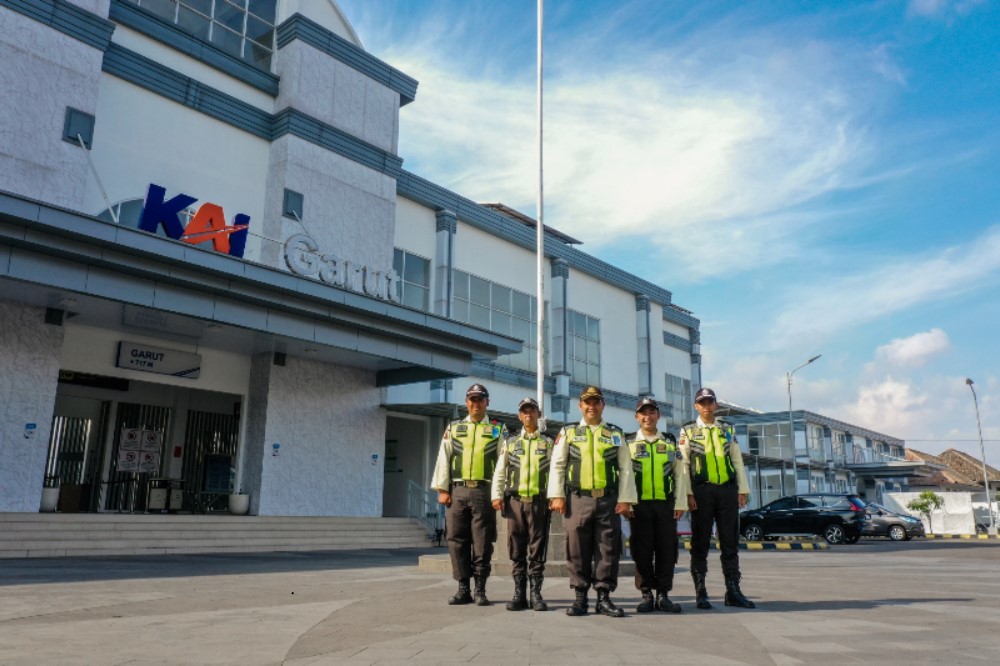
[283,233,401,303]
[118,449,139,472]
[139,451,160,474]
[141,430,162,452]
[120,428,141,450]
[116,341,201,378]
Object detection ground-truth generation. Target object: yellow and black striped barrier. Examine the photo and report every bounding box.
[924,533,1000,540]
[675,538,828,551]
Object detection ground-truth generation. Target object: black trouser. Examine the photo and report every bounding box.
[689,482,740,576]
[564,492,621,591]
[629,499,678,592]
[446,484,496,581]
[506,495,551,577]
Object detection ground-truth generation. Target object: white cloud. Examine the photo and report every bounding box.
[376,6,895,281]
[769,226,1000,349]
[907,0,986,18]
[876,329,951,367]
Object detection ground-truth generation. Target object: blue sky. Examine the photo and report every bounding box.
[337,0,1000,458]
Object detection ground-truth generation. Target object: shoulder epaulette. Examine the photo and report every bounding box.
[662,431,677,443]
[718,419,733,428]
[624,431,639,442]
[606,422,622,431]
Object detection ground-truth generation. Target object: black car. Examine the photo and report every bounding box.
[740,494,868,544]
[862,503,925,541]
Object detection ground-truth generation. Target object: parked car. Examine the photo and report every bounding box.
[861,503,925,541]
[740,494,868,544]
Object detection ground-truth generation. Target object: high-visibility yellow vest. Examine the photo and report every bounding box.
[504,431,553,497]
[628,433,677,501]
[683,421,736,486]
[564,424,622,492]
[449,419,503,481]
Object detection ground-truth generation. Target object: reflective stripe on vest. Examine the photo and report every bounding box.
[629,434,676,501]
[505,432,552,497]
[566,425,621,491]
[685,423,736,486]
[449,420,502,481]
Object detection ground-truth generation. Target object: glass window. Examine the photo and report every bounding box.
[664,372,692,425]
[393,249,430,311]
[568,310,600,385]
[492,284,511,313]
[451,269,547,373]
[769,498,797,510]
[215,0,246,32]
[130,0,275,70]
[454,270,469,300]
[470,276,490,306]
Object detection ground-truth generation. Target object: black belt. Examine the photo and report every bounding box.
[570,488,615,498]
[452,480,487,488]
[508,493,547,502]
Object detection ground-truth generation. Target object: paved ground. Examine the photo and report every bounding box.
[1,539,999,665]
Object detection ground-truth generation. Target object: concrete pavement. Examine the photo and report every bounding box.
[1,540,999,665]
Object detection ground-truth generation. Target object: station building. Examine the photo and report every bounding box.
[0,0,702,519]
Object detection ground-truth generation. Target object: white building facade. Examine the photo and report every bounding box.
[0,0,701,520]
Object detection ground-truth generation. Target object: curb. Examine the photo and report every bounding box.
[923,534,1000,540]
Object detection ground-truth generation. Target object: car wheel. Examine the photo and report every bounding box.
[888,525,906,541]
[743,523,764,541]
[823,524,846,544]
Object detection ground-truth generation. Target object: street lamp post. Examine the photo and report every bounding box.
[966,378,996,535]
[785,354,821,496]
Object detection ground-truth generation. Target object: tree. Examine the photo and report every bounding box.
[907,491,944,534]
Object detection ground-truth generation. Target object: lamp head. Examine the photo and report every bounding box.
[966,378,974,386]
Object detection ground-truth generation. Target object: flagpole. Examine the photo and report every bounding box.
[535,0,546,415]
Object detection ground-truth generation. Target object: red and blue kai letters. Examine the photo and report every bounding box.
[138,183,249,258]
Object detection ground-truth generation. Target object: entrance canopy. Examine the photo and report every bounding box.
[0,189,521,385]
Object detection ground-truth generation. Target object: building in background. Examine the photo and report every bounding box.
[0,0,701,522]
[727,411,928,508]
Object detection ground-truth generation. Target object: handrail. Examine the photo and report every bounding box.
[407,480,444,538]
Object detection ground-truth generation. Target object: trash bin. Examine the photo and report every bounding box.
[147,478,171,512]
[168,480,184,512]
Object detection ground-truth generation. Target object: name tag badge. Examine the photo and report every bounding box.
[599,437,612,445]
[573,436,587,443]
[456,425,468,435]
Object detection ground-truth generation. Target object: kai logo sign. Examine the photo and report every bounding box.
[138,183,250,258]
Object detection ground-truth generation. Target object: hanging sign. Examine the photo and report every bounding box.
[116,342,201,378]
[118,449,139,472]
[139,451,160,474]
[120,428,142,451]
[141,430,162,452]
[137,183,249,258]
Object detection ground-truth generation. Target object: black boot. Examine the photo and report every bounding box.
[473,576,490,606]
[656,590,682,613]
[724,573,756,609]
[636,588,655,613]
[529,576,548,611]
[692,572,712,610]
[448,578,473,605]
[566,586,589,616]
[595,588,625,618]
[506,575,528,611]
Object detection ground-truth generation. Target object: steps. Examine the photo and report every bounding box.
[0,513,432,558]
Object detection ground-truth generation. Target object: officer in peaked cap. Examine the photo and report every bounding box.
[431,383,509,606]
[491,396,554,611]
[678,387,755,609]
[627,397,690,613]
[548,385,637,617]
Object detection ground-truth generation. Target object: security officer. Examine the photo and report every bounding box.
[679,387,755,609]
[549,385,637,617]
[431,383,509,606]
[491,396,553,611]
[627,397,689,613]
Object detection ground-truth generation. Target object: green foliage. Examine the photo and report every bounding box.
[907,491,943,519]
